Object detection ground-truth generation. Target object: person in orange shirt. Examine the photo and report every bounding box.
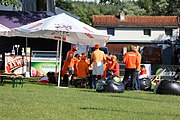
[109,55,119,76]
[91,43,106,89]
[74,54,81,77]
[61,46,78,86]
[77,53,89,87]
[123,45,140,90]
[102,55,112,78]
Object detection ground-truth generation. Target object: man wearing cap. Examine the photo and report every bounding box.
[91,43,106,89]
[61,46,78,86]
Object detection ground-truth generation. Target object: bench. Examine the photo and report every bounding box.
[0,73,24,88]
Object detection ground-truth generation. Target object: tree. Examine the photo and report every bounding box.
[121,1,146,15]
[137,0,154,15]
[0,0,21,8]
[151,0,168,15]
[166,0,180,16]
[56,0,74,12]
[55,0,179,25]
[137,0,180,16]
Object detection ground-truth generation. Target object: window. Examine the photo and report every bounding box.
[165,28,172,36]
[107,28,115,36]
[143,29,151,36]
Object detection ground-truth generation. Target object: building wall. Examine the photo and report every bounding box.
[96,26,179,65]
[96,27,179,43]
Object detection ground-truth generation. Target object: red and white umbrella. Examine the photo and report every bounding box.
[12,13,110,87]
[12,13,109,46]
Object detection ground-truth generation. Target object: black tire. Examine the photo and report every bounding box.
[96,79,106,92]
[104,80,125,93]
[139,78,151,90]
[156,80,180,96]
[74,79,82,88]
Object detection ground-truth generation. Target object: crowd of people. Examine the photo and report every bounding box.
[61,43,148,90]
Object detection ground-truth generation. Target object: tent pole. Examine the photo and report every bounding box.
[57,33,63,87]
[55,40,60,73]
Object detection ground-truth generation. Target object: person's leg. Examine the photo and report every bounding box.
[97,75,101,80]
[130,69,136,90]
[68,67,74,85]
[91,75,96,89]
[80,78,85,88]
[135,71,140,90]
[123,68,131,89]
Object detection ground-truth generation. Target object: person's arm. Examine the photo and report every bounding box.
[103,52,106,63]
[91,52,94,63]
[67,51,73,62]
[136,53,141,71]
[123,53,127,64]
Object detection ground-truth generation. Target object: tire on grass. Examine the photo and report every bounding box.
[139,78,151,90]
[156,80,180,96]
[104,80,125,93]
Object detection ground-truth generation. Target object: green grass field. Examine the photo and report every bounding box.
[0,79,180,120]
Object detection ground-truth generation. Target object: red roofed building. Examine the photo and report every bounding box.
[92,14,180,65]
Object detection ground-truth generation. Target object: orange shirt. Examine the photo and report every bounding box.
[123,51,140,69]
[110,61,119,76]
[102,60,110,78]
[61,49,75,76]
[91,49,105,63]
[77,60,89,78]
[74,58,80,75]
[66,50,75,67]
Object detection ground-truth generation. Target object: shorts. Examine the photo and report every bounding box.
[68,67,74,75]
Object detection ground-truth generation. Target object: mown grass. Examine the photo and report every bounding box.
[0,79,180,120]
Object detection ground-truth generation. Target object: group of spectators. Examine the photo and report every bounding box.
[61,44,148,90]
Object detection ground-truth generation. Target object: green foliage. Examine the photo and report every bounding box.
[0,83,180,120]
[137,0,154,15]
[152,0,168,15]
[56,0,145,24]
[166,0,180,16]
[2,0,179,25]
[137,0,180,16]
[121,1,146,16]
[0,0,21,8]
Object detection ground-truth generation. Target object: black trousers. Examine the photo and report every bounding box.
[123,68,136,89]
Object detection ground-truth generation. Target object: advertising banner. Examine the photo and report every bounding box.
[5,55,30,74]
[31,61,57,77]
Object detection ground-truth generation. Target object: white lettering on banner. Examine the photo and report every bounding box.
[41,65,55,69]
[55,24,72,31]
[128,54,136,56]
[6,57,27,70]
[83,27,94,33]
[15,59,22,66]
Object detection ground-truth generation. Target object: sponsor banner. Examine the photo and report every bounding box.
[31,61,58,77]
[5,55,30,74]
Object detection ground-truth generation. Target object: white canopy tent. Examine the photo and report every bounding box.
[12,13,110,87]
[0,24,11,35]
